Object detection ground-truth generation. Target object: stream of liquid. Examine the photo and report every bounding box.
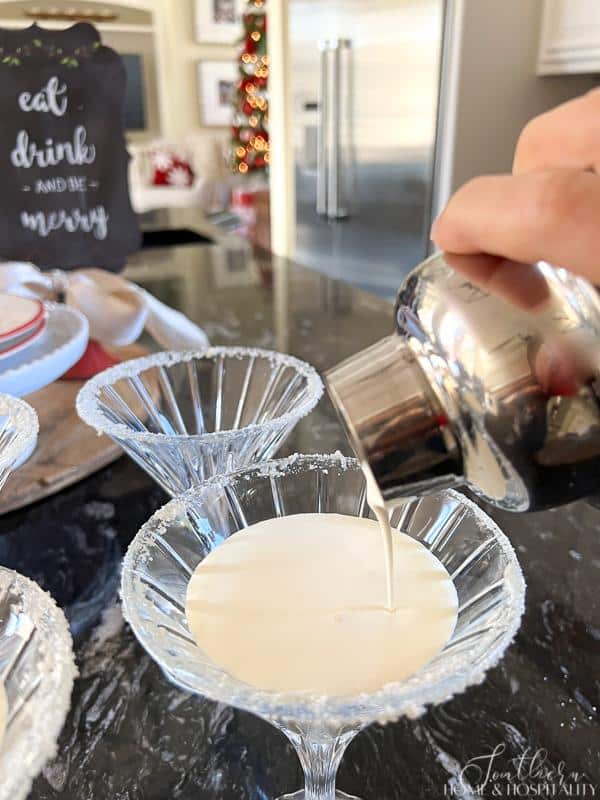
[364,467,395,611]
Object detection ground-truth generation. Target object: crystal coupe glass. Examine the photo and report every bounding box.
[0,568,76,800]
[121,453,525,800]
[76,348,323,496]
[0,393,39,489]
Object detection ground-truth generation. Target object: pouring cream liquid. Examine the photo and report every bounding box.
[185,502,458,695]
[364,467,396,610]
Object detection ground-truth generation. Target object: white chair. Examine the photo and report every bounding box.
[128,138,232,214]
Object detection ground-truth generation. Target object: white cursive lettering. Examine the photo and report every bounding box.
[11,126,96,169]
[18,76,68,117]
[20,206,109,240]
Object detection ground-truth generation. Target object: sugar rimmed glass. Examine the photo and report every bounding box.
[0,568,76,800]
[121,453,525,800]
[76,348,324,496]
[0,393,39,488]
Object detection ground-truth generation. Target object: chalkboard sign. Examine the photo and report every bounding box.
[0,23,141,271]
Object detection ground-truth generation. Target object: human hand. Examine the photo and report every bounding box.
[430,88,600,309]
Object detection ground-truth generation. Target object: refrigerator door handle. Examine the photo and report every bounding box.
[316,41,329,216]
[327,40,340,219]
[327,38,351,220]
[317,38,351,220]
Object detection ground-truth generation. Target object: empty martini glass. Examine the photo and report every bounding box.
[76,348,323,495]
[121,453,525,799]
[0,568,76,800]
[0,393,39,488]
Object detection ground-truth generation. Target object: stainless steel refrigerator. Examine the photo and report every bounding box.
[289,0,444,298]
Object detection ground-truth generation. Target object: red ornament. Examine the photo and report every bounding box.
[241,77,257,93]
[242,101,253,115]
[244,37,256,54]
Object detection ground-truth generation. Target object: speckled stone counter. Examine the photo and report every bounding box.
[1,242,598,799]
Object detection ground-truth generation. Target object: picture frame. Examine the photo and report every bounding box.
[197,60,238,127]
[195,0,245,44]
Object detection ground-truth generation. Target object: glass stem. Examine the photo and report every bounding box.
[278,721,361,800]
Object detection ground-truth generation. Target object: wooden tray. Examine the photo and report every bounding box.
[0,344,146,516]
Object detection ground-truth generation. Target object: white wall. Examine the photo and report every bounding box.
[149,0,238,143]
[435,0,598,214]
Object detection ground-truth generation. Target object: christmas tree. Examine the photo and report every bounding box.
[231,0,269,176]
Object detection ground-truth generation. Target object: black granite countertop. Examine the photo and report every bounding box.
[1,240,598,799]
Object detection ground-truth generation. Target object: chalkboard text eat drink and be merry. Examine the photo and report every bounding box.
[11,75,108,241]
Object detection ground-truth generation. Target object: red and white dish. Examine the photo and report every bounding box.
[0,316,47,361]
[0,295,45,345]
[0,304,89,397]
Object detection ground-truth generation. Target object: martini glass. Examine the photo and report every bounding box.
[76,348,323,495]
[0,568,76,800]
[0,393,39,488]
[121,453,525,800]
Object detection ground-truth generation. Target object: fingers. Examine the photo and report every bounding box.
[513,88,600,174]
[443,253,551,310]
[430,169,600,285]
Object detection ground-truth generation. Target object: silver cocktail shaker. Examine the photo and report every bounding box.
[326,253,600,511]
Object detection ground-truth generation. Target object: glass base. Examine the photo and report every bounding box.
[279,792,362,799]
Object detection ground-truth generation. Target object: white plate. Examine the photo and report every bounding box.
[0,304,89,397]
[0,296,45,342]
[0,317,47,361]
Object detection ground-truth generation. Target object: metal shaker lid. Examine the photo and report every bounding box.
[325,335,462,504]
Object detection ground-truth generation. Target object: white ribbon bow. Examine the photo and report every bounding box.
[0,262,209,350]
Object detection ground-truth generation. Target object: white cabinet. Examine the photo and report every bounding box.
[538,0,600,74]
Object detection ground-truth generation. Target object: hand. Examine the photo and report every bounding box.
[430,88,600,309]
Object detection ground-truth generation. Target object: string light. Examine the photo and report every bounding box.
[231,1,268,176]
